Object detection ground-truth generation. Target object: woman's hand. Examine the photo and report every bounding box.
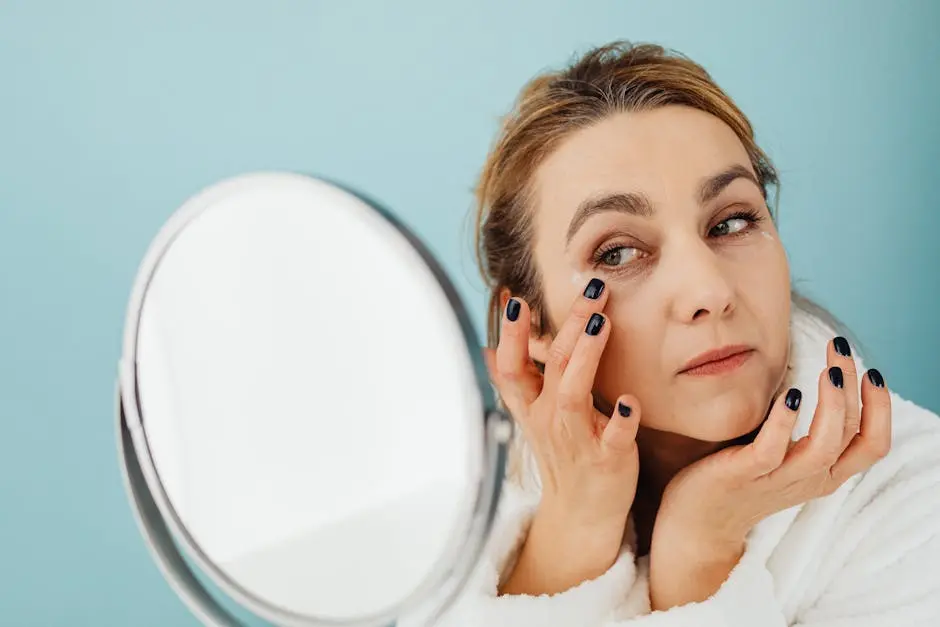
[649,337,892,610]
[484,279,641,596]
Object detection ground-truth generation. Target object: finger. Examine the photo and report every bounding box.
[601,395,640,456]
[495,297,541,408]
[555,312,611,445]
[781,366,847,477]
[830,368,892,483]
[557,311,610,413]
[830,336,860,450]
[741,388,802,478]
[542,278,609,395]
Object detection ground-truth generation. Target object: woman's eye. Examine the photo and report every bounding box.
[711,217,749,237]
[598,246,639,267]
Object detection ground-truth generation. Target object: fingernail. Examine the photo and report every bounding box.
[618,402,632,417]
[506,298,520,322]
[586,313,605,336]
[867,368,885,388]
[584,278,605,300]
[833,336,852,358]
[828,366,844,389]
[785,388,802,411]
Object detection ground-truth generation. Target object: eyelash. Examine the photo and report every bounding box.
[590,208,765,271]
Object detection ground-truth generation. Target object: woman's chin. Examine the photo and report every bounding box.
[672,392,771,443]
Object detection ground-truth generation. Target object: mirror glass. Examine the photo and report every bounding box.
[131,174,487,622]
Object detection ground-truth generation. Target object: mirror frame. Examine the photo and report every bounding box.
[115,172,513,627]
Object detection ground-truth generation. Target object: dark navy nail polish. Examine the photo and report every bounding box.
[618,402,632,418]
[584,278,605,300]
[586,313,605,336]
[867,368,885,388]
[506,298,520,322]
[828,366,844,389]
[833,336,852,358]
[785,388,802,411]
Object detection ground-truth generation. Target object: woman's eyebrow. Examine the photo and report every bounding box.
[565,191,652,249]
[564,163,761,250]
[699,164,762,205]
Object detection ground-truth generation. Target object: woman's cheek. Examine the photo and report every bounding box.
[726,235,789,285]
[597,317,654,401]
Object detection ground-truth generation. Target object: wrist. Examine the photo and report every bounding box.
[649,522,744,611]
[498,501,627,596]
[652,519,745,566]
[653,498,747,561]
[535,498,629,557]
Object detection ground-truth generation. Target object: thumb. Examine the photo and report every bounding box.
[601,395,640,454]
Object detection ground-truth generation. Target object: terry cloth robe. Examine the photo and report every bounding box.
[438,307,940,626]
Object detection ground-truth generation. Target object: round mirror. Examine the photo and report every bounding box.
[117,172,512,627]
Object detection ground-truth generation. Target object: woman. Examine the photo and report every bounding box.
[440,42,940,625]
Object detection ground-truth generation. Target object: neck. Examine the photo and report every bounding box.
[630,425,759,557]
[635,413,767,505]
[635,428,731,501]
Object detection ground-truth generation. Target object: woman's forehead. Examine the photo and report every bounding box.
[533,106,754,216]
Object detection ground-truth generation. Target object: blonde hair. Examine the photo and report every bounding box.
[472,41,852,489]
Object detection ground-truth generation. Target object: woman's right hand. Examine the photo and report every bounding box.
[483,279,641,595]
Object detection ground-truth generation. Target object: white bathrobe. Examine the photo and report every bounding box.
[439,308,940,626]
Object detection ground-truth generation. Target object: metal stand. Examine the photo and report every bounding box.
[118,391,246,626]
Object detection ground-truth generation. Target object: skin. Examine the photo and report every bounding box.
[530,105,792,446]
[486,105,892,609]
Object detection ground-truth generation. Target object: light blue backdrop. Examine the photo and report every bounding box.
[1,1,937,624]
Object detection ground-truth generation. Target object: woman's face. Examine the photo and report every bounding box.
[528,105,791,442]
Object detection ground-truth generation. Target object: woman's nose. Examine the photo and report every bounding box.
[666,240,736,324]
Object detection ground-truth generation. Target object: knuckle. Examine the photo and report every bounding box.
[809,445,840,468]
[589,450,619,473]
[500,318,527,339]
[840,360,858,378]
[555,390,583,413]
[753,448,785,473]
[566,310,592,333]
[827,393,846,412]
[499,365,524,382]
[547,345,571,371]
[571,296,596,317]
[602,432,637,456]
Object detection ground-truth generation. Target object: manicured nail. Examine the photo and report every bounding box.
[506,298,520,322]
[785,388,802,411]
[867,368,885,388]
[618,402,632,418]
[828,366,844,389]
[586,313,605,336]
[584,278,605,300]
[833,336,852,358]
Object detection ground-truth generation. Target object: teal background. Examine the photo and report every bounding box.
[1,1,938,624]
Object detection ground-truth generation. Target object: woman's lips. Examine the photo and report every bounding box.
[679,349,754,376]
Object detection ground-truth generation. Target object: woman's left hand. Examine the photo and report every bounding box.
[648,338,892,611]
